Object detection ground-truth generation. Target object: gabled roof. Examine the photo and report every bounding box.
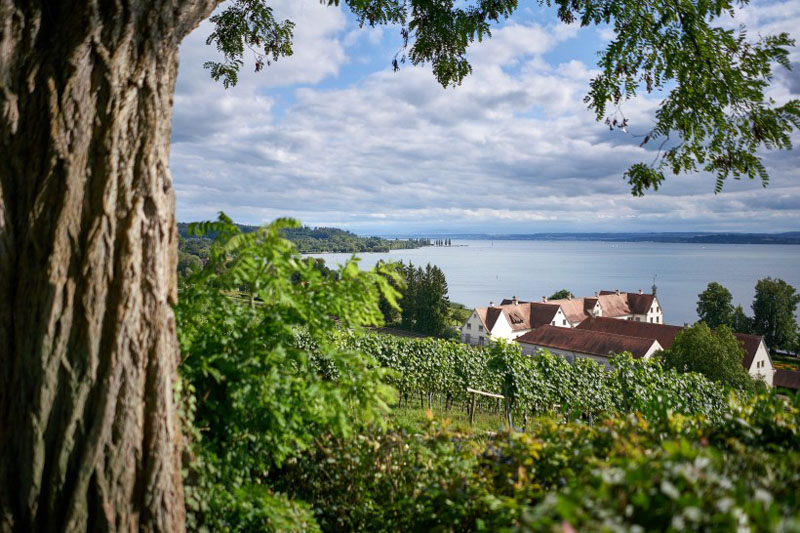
[545,298,586,324]
[517,325,661,360]
[595,292,633,317]
[576,316,767,370]
[577,317,683,350]
[475,302,560,332]
[733,333,766,370]
[774,369,800,391]
[626,292,657,314]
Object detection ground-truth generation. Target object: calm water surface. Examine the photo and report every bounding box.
[310,240,800,326]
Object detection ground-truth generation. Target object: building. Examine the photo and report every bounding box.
[576,316,774,385]
[539,289,664,325]
[460,296,571,346]
[774,369,800,393]
[516,325,663,368]
[461,288,663,345]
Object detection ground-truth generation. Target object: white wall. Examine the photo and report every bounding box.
[550,307,572,328]
[747,340,774,387]
[460,310,486,345]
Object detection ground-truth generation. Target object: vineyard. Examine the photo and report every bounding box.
[177,218,800,532]
[321,330,731,424]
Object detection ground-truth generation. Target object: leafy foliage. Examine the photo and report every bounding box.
[177,215,797,531]
[329,331,731,423]
[204,0,296,88]
[663,322,757,390]
[279,392,800,532]
[752,277,800,351]
[177,214,401,529]
[548,289,575,300]
[697,281,735,329]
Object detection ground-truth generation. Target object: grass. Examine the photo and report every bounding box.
[387,405,509,435]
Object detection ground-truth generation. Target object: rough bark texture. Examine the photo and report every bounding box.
[0,1,218,530]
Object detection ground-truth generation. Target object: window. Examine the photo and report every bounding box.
[649,317,653,323]
[478,325,483,332]
[466,323,471,330]
[479,336,485,346]
[562,319,566,326]
[464,334,471,344]
[635,317,641,322]
[551,321,555,326]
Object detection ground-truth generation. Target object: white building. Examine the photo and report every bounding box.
[461,296,570,346]
[462,289,663,346]
[541,289,664,325]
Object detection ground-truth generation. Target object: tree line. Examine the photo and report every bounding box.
[176,222,431,277]
[697,278,799,353]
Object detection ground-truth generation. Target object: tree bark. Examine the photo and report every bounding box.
[0,0,218,530]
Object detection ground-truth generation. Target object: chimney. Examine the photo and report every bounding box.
[639,289,643,294]
[542,296,547,303]
[615,289,620,295]
[512,296,518,305]
[594,291,599,297]
[489,301,494,307]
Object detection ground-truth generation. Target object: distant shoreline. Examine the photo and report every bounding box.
[372,233,800,246]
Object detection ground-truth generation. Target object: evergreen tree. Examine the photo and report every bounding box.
[416,264,451,336]
[400,263,422,330]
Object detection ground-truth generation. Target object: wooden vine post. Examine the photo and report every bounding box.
[467,387,509,430]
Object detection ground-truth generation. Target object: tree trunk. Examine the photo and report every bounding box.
[0,1,217,530]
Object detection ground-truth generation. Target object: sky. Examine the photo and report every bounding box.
[170,0,800,235]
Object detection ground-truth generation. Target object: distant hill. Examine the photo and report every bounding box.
[176,222,430,266]
[412,232,800,245]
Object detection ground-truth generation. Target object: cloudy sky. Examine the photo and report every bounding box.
[170,0,800,235]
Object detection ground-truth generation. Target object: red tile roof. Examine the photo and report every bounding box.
[476,302,560,332]
[546,298,587,324]
[577,317,684,350]
[576,316,766,369]
[516,325,661,360]
[774,369,800,391]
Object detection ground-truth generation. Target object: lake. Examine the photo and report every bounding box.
[309,240,800,326]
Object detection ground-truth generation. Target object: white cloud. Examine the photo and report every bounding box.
[170,1,800,234]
